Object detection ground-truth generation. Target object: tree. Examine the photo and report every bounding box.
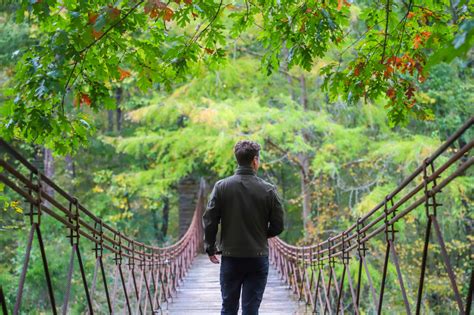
[0,0,472,153]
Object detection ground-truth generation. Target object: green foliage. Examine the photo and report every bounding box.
[0,2,472,312]
[0,17,32,67]
[0,1,472,152]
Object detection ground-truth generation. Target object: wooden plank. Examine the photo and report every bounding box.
[162,255,308,314]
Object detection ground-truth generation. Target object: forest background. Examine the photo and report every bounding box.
[0,0,473,313]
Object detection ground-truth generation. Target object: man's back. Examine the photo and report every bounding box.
[202,140,284,315]
[204,165,284,257]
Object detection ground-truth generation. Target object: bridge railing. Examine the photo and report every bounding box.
[0,140,206,315]
[269,117,473,315]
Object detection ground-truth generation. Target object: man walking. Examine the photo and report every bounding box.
[202,140,285,315]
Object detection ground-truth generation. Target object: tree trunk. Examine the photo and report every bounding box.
[108,110,114,132]
[65,155,75,178]
[298,154,312,231]
[116,107,122,132]
[178,176,199,237]
[64,154,75,193]
[161,197,170,239]
[281,45,296,101]
[298,73,312,233]
[299,74,308,110]
[43,148,54,207]
[115,87,123,132]
[152,206,161,241]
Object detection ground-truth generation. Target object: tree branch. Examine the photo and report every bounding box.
[381,0,391,63]
[79,0,145,54]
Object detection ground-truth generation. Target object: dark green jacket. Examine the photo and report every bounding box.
[202,165,284,257]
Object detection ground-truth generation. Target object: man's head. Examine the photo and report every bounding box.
[234,140,261,171]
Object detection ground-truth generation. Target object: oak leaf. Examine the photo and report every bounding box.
[413,34,422,49]
[118,67,131,81]
[92,29,103,39]
[163,7,174,21]
[386,87,396,99]
[88,12,99,24]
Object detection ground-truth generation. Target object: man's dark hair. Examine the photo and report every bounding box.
[234,140,261,166]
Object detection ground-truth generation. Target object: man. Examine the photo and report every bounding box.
[202,140,285,315]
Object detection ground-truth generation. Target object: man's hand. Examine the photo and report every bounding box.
[208,255,220,264]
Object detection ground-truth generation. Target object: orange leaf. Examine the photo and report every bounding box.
[149,8,159,18]
[384,65,394,78]
[353,62,364,77]
[92,29,103,39]
[413,34,422,49]
[184,0,192,4]
[386,87,396,99]
[88,12,99,24]
[407,11,415,19]
[107,6,121,20]
[337,0,350,10]
[79,93,92,106]
[405,85,415,99]
[118,67,131,81]
[421,31,431,40]
[163,7,174,21]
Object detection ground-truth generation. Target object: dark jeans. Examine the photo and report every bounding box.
[220,256,269,315]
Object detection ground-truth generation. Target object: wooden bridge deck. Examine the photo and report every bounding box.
[163,255,307,314]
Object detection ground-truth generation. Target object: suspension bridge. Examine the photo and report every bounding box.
[0,117,472,314]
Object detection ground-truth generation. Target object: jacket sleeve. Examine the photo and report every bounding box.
[202,183,221,256]
[267,186,284,238]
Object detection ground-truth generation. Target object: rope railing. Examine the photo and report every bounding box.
[269,117,473,315]
[0,139,206,314]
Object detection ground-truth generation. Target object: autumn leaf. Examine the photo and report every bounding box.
[386,87,396,99]
[421,31,431,40]
[337,0,350,11]
[107,6,121,20]
[149,8,159,18]
[88,12,99,24]
[163,7,174,21]
[407,12,415,19]
[353,62,364,76]
[204,48,215,54]
[92,29,103,39]
[384,65,394,78]
[405,85,415,99]
[184,0,192,4]
[75,93,92,107]
[413,34,422,49]
[118,67,131,81]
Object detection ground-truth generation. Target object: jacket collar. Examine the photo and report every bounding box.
[235,165,256,176]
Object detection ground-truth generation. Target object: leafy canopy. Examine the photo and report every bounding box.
[1,0,472,153]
